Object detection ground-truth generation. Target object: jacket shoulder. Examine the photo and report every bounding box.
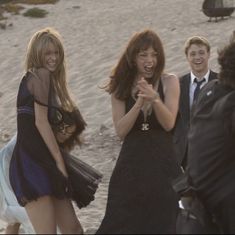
[179,73,190,80]
[209,70,218,79]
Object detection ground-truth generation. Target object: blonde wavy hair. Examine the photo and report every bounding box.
[25,27,75,111]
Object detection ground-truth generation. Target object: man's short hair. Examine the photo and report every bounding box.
[184,36,211,55]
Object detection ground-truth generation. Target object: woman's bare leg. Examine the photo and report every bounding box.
[5,223,21,234]
[25,196,56,234]
[53,197,83,234]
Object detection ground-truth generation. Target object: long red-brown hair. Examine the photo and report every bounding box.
[105,29,165,100]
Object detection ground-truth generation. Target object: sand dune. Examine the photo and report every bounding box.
[0,0,234,233]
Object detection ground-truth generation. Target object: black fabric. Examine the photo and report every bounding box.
[62,150,103,209]
[176,207,220,234]
[177,210,206,234]
[96,80,181,234]
[213,191,235,234]
[188,79,235,209]
[173,173,221,234]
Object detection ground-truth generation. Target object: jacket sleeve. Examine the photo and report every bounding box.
[232,108,235,134]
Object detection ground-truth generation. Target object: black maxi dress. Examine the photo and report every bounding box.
[96,81,181,234]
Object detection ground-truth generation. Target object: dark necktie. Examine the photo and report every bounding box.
[193,78,206,101]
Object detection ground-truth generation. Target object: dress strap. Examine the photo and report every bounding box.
[158,79,164,101]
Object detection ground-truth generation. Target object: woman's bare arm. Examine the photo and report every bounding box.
[152,75,179,131]
[112,93,143,140]
[34,102,68,178]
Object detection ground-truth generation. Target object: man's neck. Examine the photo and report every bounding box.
[192,69,210,80]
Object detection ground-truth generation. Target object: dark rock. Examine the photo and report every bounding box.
[202,0,235,22]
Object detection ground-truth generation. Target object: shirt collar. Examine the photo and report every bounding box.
[190,70,210,85]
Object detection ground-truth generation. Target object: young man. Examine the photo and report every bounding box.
[173,36,217,169]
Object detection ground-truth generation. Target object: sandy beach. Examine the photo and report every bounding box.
[0,0,234,233]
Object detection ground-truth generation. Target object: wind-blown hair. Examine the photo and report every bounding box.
[25,27,75,112]
[218,34,235,89]
[105,29,165,100]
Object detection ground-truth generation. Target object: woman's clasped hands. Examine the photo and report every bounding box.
[136,77,159,104]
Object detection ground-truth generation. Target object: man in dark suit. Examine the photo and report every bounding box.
[174,36,217,170]
[174,36,218,235]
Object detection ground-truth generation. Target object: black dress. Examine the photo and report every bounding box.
[9,68,102,208]
[96,81,181,234]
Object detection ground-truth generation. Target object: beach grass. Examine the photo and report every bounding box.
[0,0,59,21]
[0,0,58,4]
[23,7,48,18]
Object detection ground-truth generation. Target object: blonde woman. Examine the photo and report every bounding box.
[9,27,86,234]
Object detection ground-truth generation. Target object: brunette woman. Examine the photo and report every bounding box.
[96,29,181,234]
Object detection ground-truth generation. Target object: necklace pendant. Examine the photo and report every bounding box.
[141,123,150,131]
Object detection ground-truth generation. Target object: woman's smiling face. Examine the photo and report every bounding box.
[43,42,60,72]
[135,47,158,79]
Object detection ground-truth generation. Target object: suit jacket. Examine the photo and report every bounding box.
[173,70,217,167]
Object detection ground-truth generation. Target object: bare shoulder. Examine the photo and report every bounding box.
[36,68,50,80]
[28,67,50,80]
[162,73,179,88]
[111,93,124,104]
[162,73,178,81]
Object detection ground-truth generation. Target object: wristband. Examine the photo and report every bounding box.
[152,92,160,103]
